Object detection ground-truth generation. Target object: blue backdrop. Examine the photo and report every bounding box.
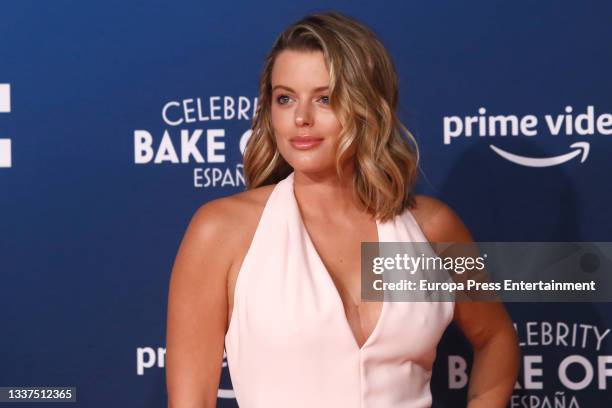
[1,1,611,407]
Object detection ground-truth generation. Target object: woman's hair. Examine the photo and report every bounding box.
[243,11,419,222]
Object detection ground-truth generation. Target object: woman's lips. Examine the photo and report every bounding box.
[289,136,324,150]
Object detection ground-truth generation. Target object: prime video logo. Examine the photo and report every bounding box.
[136,346,236,399]
[443,106,612,168]
[0,84,11,168]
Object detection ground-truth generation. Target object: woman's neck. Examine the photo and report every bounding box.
[293,163,368,219]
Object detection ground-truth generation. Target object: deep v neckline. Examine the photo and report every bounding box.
[289,172,386,352]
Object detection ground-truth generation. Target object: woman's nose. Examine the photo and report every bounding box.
[294,103,313,127]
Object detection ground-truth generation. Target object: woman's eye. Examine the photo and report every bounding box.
[318,95,330,105]
[276,95,291,105]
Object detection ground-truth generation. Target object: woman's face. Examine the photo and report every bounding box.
[270,50,344,175]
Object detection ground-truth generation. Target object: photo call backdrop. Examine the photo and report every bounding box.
[1,1,611,407]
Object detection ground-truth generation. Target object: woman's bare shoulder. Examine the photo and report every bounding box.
[188,184,278,246]
[202,183,276,220]
[409,195,473,243]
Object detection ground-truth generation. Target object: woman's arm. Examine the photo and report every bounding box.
[413,196,520,407]
[166,201,235,408]
[455,301,520,407]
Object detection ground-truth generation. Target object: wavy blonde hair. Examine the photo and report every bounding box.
[243,11,419,222]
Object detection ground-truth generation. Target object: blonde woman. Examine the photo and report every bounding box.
[166,11,519,408]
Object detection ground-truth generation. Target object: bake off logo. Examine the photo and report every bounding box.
[443,106,612,167]
[133,96,257,188]
[449,320,612,407]
[0,84,11,168]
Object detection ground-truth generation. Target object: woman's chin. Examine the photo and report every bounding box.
[287,160,336,176]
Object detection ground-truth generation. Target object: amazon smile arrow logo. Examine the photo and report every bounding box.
[489,142,590,168]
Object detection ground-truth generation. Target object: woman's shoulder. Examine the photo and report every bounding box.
[408,194,473,243]
[187,183,278,248]
[205,183,276,219]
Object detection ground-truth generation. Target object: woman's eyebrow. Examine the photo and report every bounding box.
[271,85,329,92]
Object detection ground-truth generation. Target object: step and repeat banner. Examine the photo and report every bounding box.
[1,1,611,407]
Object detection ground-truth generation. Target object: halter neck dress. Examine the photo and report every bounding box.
[224,171,455,407]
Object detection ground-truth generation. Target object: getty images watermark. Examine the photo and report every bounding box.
[360,242,612,302]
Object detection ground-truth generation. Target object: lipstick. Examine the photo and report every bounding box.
[289,136,323,150]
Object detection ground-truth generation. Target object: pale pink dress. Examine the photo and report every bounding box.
[224,171,454,407]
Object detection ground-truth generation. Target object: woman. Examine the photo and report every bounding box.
[166,11,519,408]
